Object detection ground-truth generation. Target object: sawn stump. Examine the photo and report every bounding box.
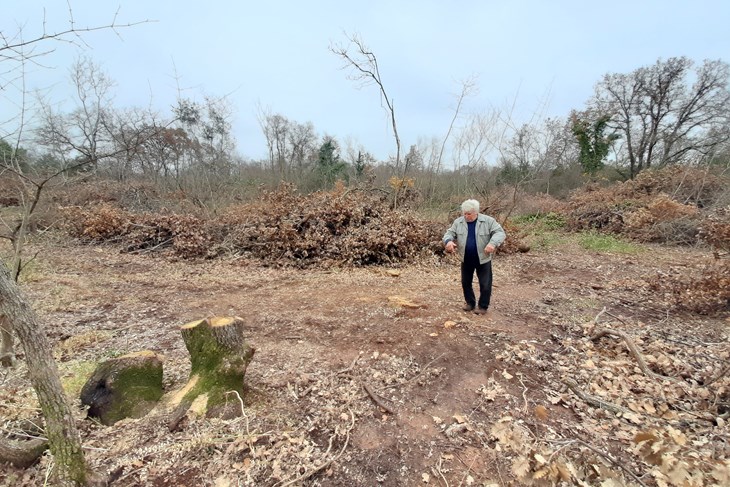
[168,316,255,430]
[80,350,164,425]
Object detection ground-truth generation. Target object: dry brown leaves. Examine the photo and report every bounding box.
[487,314,730,487]
[565,167,729,245]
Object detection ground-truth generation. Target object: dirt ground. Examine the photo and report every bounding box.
[1,236,728,486]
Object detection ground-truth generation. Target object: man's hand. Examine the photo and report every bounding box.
[485,244,496,254]
[445,241,456,253]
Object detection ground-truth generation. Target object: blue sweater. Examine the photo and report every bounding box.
[465,220,478,259]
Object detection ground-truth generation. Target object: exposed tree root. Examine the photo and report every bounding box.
[363,383,396,415]
[562,378,630,415]
[590,328,677,382]
[0,437,48,468]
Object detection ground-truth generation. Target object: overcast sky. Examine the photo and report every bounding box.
[4,1,730,164]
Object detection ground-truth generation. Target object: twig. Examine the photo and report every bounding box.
[226,390,255,458]
[706,362,730,386]
[383,353,445,390]
[337,355,359,375]
[603,310,631,326]
[591,328,678,382]
[573,439,647,487]
[128,237,174,254]
[517,373,529,413]
[113,466,144,484]
[363,383,396,415]
[432,455,450,487]
[456,452,478,487]
[585,307,607,327]
[547,439,576,463]
[278,409,355,487]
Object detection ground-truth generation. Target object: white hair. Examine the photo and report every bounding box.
[461,199,480,213]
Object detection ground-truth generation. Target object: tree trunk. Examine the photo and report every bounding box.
[0,314,14,367]
[80,351,164,425]
[0,263,88,486]
[168,317,254,430]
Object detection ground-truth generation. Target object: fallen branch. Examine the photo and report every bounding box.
[0,437,48,468]
[363,383,396,415]
[336,355,359,375]
[562,378,630,415]
[551,438,647,487]
[127,237,174,254]
[585,307,607,328]
[590,328,677,382]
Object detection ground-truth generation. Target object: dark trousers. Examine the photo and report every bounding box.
[461,258,493,310]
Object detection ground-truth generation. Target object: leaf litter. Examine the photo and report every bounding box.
[0,235,728,486]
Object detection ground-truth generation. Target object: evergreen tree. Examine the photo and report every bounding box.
[571,115,619,176]
[316,137,347,187]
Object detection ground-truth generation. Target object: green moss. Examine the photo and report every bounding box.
[104,359,163,422]
[184,346,254,408]
[80,352,164,425]
[60,360,98,398]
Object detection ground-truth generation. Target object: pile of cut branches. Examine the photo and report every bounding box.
[565,167,729,244]
[62,185,450,266]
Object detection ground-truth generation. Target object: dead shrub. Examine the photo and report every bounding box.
[496,221,530,254]
[626,165,727,208]
[564,183,637,233]
[63,203,132,241]
[512,192,567,217]
[62,204,213,258]
[125,213,213,258]
[63,184,449,265]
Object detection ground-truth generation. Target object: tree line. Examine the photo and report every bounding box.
[3,55,729,213]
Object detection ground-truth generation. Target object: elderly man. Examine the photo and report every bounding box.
[443,199,506,314]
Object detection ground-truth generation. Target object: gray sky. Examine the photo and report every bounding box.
[4,1,730,164]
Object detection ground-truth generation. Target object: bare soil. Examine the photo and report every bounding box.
[1,237,728,486]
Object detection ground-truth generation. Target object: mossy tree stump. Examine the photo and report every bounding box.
[168,317,255,430]
[80,351,164,425]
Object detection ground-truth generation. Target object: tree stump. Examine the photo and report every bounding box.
[168,317,255,430]
[80,351,164,425]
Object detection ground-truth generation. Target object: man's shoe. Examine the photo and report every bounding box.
[474,307,489,315]
[462,304,475,312]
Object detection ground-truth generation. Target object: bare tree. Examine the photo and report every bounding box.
[288,120,318,179]
[590,57,730,178]
[0,7,149,485]
[0,265,90,484]
[330,33,404,205]
[36,57,116,170]
[170,95,237,208]
[257,107,290,179]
